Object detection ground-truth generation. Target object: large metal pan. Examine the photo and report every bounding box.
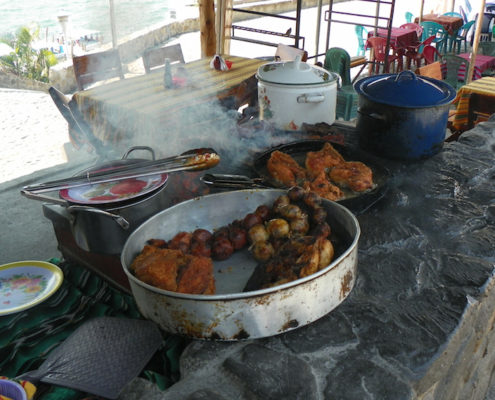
[121,189,360,341]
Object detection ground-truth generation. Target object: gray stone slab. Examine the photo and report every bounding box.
[147,117,495,400]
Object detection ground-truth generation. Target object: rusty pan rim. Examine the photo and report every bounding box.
[121,189,360,301]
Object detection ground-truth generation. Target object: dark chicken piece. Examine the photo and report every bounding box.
[192,228,213,244]
[310,222,331,239]
[147,238,168,248]
[287,186,306,202]
[243,213,262,230]
[278,204,305,220]
[190,241,212,257]
[248,224,270,243]
[168,232,192,253]
[213,226,230,240]
[302,191,322,209]
[254,205,271,221]
[265,218,290,239]
[228,224,248,250]
[289,216,310,236]
[267,150,306,187]
[189,228,213,257]
[329,161,374,192]
[244,236,334,291]
[212,237,234,260]
[311,206,327,224]
[251,241,275,262]
[272,194,290,214]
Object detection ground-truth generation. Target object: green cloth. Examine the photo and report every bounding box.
[0,259,189,399]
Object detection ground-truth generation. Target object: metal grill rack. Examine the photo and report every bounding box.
[318,0,396,68]
[230,0,305,50]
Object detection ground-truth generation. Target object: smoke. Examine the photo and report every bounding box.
[92,66,310,177]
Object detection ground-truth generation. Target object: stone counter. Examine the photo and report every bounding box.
[142,119,495,400]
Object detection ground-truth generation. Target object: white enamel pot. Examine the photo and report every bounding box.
[256,55,339,130]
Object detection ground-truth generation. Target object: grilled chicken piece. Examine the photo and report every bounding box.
[177,254,215,294]
[305,142,345,178]
[302,171,344,201]
[131,245,183,292]
[267,150,306,187]
[131,245,215,294]
[329,161,373,192]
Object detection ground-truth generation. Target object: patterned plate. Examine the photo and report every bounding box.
[59,174,168,205]
[0,261,63,316]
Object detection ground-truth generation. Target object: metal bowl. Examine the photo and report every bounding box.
[121,189,360,340]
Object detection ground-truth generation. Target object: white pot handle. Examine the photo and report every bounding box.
[297,94,325,103]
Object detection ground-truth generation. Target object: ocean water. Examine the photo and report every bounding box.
[0,0,194,43]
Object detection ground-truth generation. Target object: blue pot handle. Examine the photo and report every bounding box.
[394,70,417,84]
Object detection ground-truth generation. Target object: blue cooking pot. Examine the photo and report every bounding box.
[354,71,456,160]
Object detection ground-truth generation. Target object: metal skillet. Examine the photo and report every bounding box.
[202,139,390,215]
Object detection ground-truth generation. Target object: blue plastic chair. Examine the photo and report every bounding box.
[443,11,463,18]
[355,25,367,56]
[420,21,449,54]
[405,11,414,23]
[324,47,358,121]
[449,20,475,53]
[479,41,495,56]
[442,54,469,90]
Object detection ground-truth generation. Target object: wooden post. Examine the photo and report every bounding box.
[419,0,425,23]
[466,0,486,84]
[215,0,225,54]
[199,0,216,58]
[315,0,323,63]
[223,0,233,55]
[215,0,232,55]
[109,0,118,49]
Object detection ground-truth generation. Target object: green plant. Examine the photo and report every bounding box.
[0,25,58,83]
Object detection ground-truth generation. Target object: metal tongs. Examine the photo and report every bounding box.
[200,173,270,189]
[22,147,220,196]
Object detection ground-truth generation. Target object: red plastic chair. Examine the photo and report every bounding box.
[422,45,441,65]
[366,36,401,74]
[399,22,423,39]
[405,35,436,69]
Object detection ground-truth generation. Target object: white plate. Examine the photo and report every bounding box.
[59,174,168,205]
[0,261,63,316]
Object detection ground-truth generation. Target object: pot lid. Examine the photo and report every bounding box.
[354,71,456,107]
[59,174,168,205]
[59,159,168,205]
[257,55,337,85]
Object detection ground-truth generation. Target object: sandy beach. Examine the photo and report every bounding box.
[0,88,73,183]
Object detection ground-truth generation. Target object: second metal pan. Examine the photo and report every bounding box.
[252,139,390,214]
